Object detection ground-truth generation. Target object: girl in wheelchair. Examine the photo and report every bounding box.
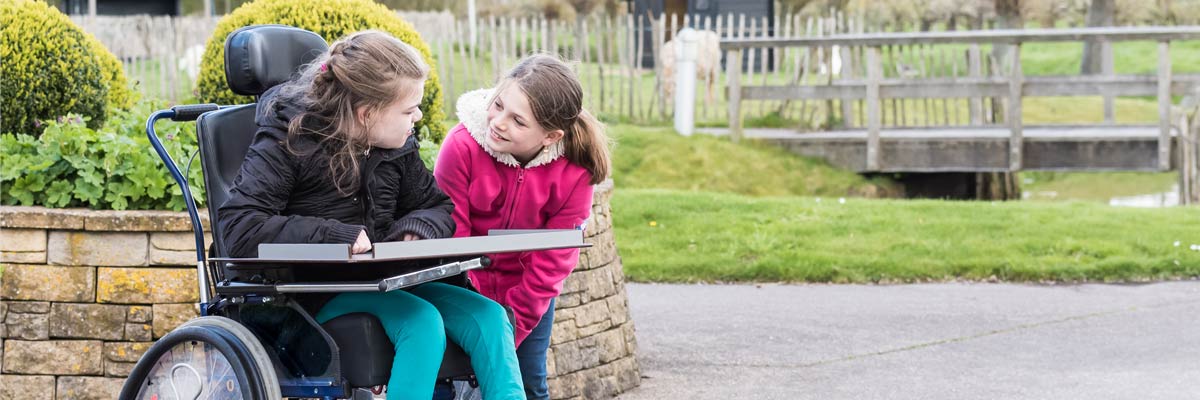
[217,30,524,400]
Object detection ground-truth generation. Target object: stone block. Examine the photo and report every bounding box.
[8,301,50,313]
[49,303,126,340]
[1,251,47,264]
[582,268,617,302]
[605,293,628,326]
[551,319,580,346]
[55,376,124,400]
[572,300,612,328]
[152,303,198,338]
[578,319,614,338]
[48,232,147,267]
[149,232,212,252]
[105,361,136,378]
[581,229,617,268]
[0,228,47,251]
[553,337,601,375]
[126,306,152,323]
[546,347,557,377]
[148,247,195,266]
[612,357,642,392]
[0,301,6,319]
[104,342,152,363]
[6,311,49,340]
[621,323,638,356]
[0,265,95,302]
[0,206,87,229]
[555,292,583,309]
[97,268,197,304]
[0,375,56,400]
[548,371,584,400]
[2,340,103,375]
[125,323,153,341]
[83,210,208,232]
[595,328,628,364]
[583,374,619,400]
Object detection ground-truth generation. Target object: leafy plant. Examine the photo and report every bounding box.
[1,101,204,211]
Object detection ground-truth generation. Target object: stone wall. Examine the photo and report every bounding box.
[0,182,639,399]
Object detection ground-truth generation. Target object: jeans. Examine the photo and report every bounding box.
[516,299,556,400]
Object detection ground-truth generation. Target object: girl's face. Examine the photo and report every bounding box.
[485,83,564,163]
[361,79,425,149]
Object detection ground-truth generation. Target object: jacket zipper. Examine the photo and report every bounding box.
[491,167,526,300]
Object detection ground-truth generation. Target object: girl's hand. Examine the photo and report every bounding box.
[401,233,421,241]
[352,230,373,254]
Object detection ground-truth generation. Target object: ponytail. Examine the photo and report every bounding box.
[563,108,611,185]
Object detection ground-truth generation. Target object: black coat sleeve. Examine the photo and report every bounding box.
[384,152,456,241]
[217,134,365,257]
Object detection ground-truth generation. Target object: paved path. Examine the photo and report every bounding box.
[617,282,1200,400]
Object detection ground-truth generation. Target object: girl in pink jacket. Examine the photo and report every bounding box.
[434,54,610,400]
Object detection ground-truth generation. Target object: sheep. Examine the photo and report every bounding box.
[659,29,722,103]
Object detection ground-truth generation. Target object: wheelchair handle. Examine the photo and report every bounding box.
[170,104,220,122]
[147,108,215,304]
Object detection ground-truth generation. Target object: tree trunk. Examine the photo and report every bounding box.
[1080,0,1114,75]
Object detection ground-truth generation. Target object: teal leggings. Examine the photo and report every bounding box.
[313,282,525,400]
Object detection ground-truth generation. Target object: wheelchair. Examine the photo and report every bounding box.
[119,25,582,400]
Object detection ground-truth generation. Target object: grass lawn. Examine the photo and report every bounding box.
[609,124,895,197]
[613,189,1200,284]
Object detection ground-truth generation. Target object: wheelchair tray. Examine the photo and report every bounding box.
[209,229,589,264]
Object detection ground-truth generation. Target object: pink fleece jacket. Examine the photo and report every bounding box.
[433,89,594,345]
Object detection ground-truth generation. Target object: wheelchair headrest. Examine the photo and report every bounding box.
[224,25,328,96]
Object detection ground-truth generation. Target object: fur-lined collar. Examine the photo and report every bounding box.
[455,88,565,168]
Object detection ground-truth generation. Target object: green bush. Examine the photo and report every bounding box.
[0,0,135,135]
[0,101,204,211]
[195,0,447,142]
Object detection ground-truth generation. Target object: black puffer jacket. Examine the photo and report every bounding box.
[217,86,454,259]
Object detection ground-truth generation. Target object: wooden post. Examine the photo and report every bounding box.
[727,48,743,143]
[1102,40,1115,123]
[1158,41,1173,171]
[968,44,983,125]
[866,46,882,171]
[1008,43,1024,171]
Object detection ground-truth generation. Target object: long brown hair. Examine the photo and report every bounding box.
[271,30,429,195]
[500,54,610,184]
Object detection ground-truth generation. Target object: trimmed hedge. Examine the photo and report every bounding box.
[0,0,134,135]
[195,0,447,142]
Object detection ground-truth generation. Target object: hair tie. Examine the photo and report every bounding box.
[319,63,328,72]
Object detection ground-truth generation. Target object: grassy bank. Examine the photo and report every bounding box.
[613,189,1200,284]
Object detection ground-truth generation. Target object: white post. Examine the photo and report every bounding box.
[468,0,478,51]
[674,28,698,136]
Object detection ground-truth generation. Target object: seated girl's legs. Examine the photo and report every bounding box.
[516,299,555,400]
[409,282,525,400]
[314,291,446,400]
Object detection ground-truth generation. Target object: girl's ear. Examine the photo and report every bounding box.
[542,129,565,147]
[355,105,371,128]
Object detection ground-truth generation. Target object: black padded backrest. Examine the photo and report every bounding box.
[225,25,328,96]
[200,25,328,259]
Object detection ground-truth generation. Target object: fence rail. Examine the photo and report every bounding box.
[723,26,1200,172]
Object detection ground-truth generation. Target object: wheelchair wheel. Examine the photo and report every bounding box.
[179,316,282,400]
[118,323,272,400]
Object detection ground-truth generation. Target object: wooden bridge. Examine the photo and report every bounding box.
[720,27,1200,185]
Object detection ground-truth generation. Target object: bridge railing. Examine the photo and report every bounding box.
[722,27,1200,172]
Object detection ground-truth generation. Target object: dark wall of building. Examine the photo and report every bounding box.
[628,0,774,71]
[58,0,180,16]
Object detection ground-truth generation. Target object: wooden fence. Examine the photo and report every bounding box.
[73,12,856,125]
